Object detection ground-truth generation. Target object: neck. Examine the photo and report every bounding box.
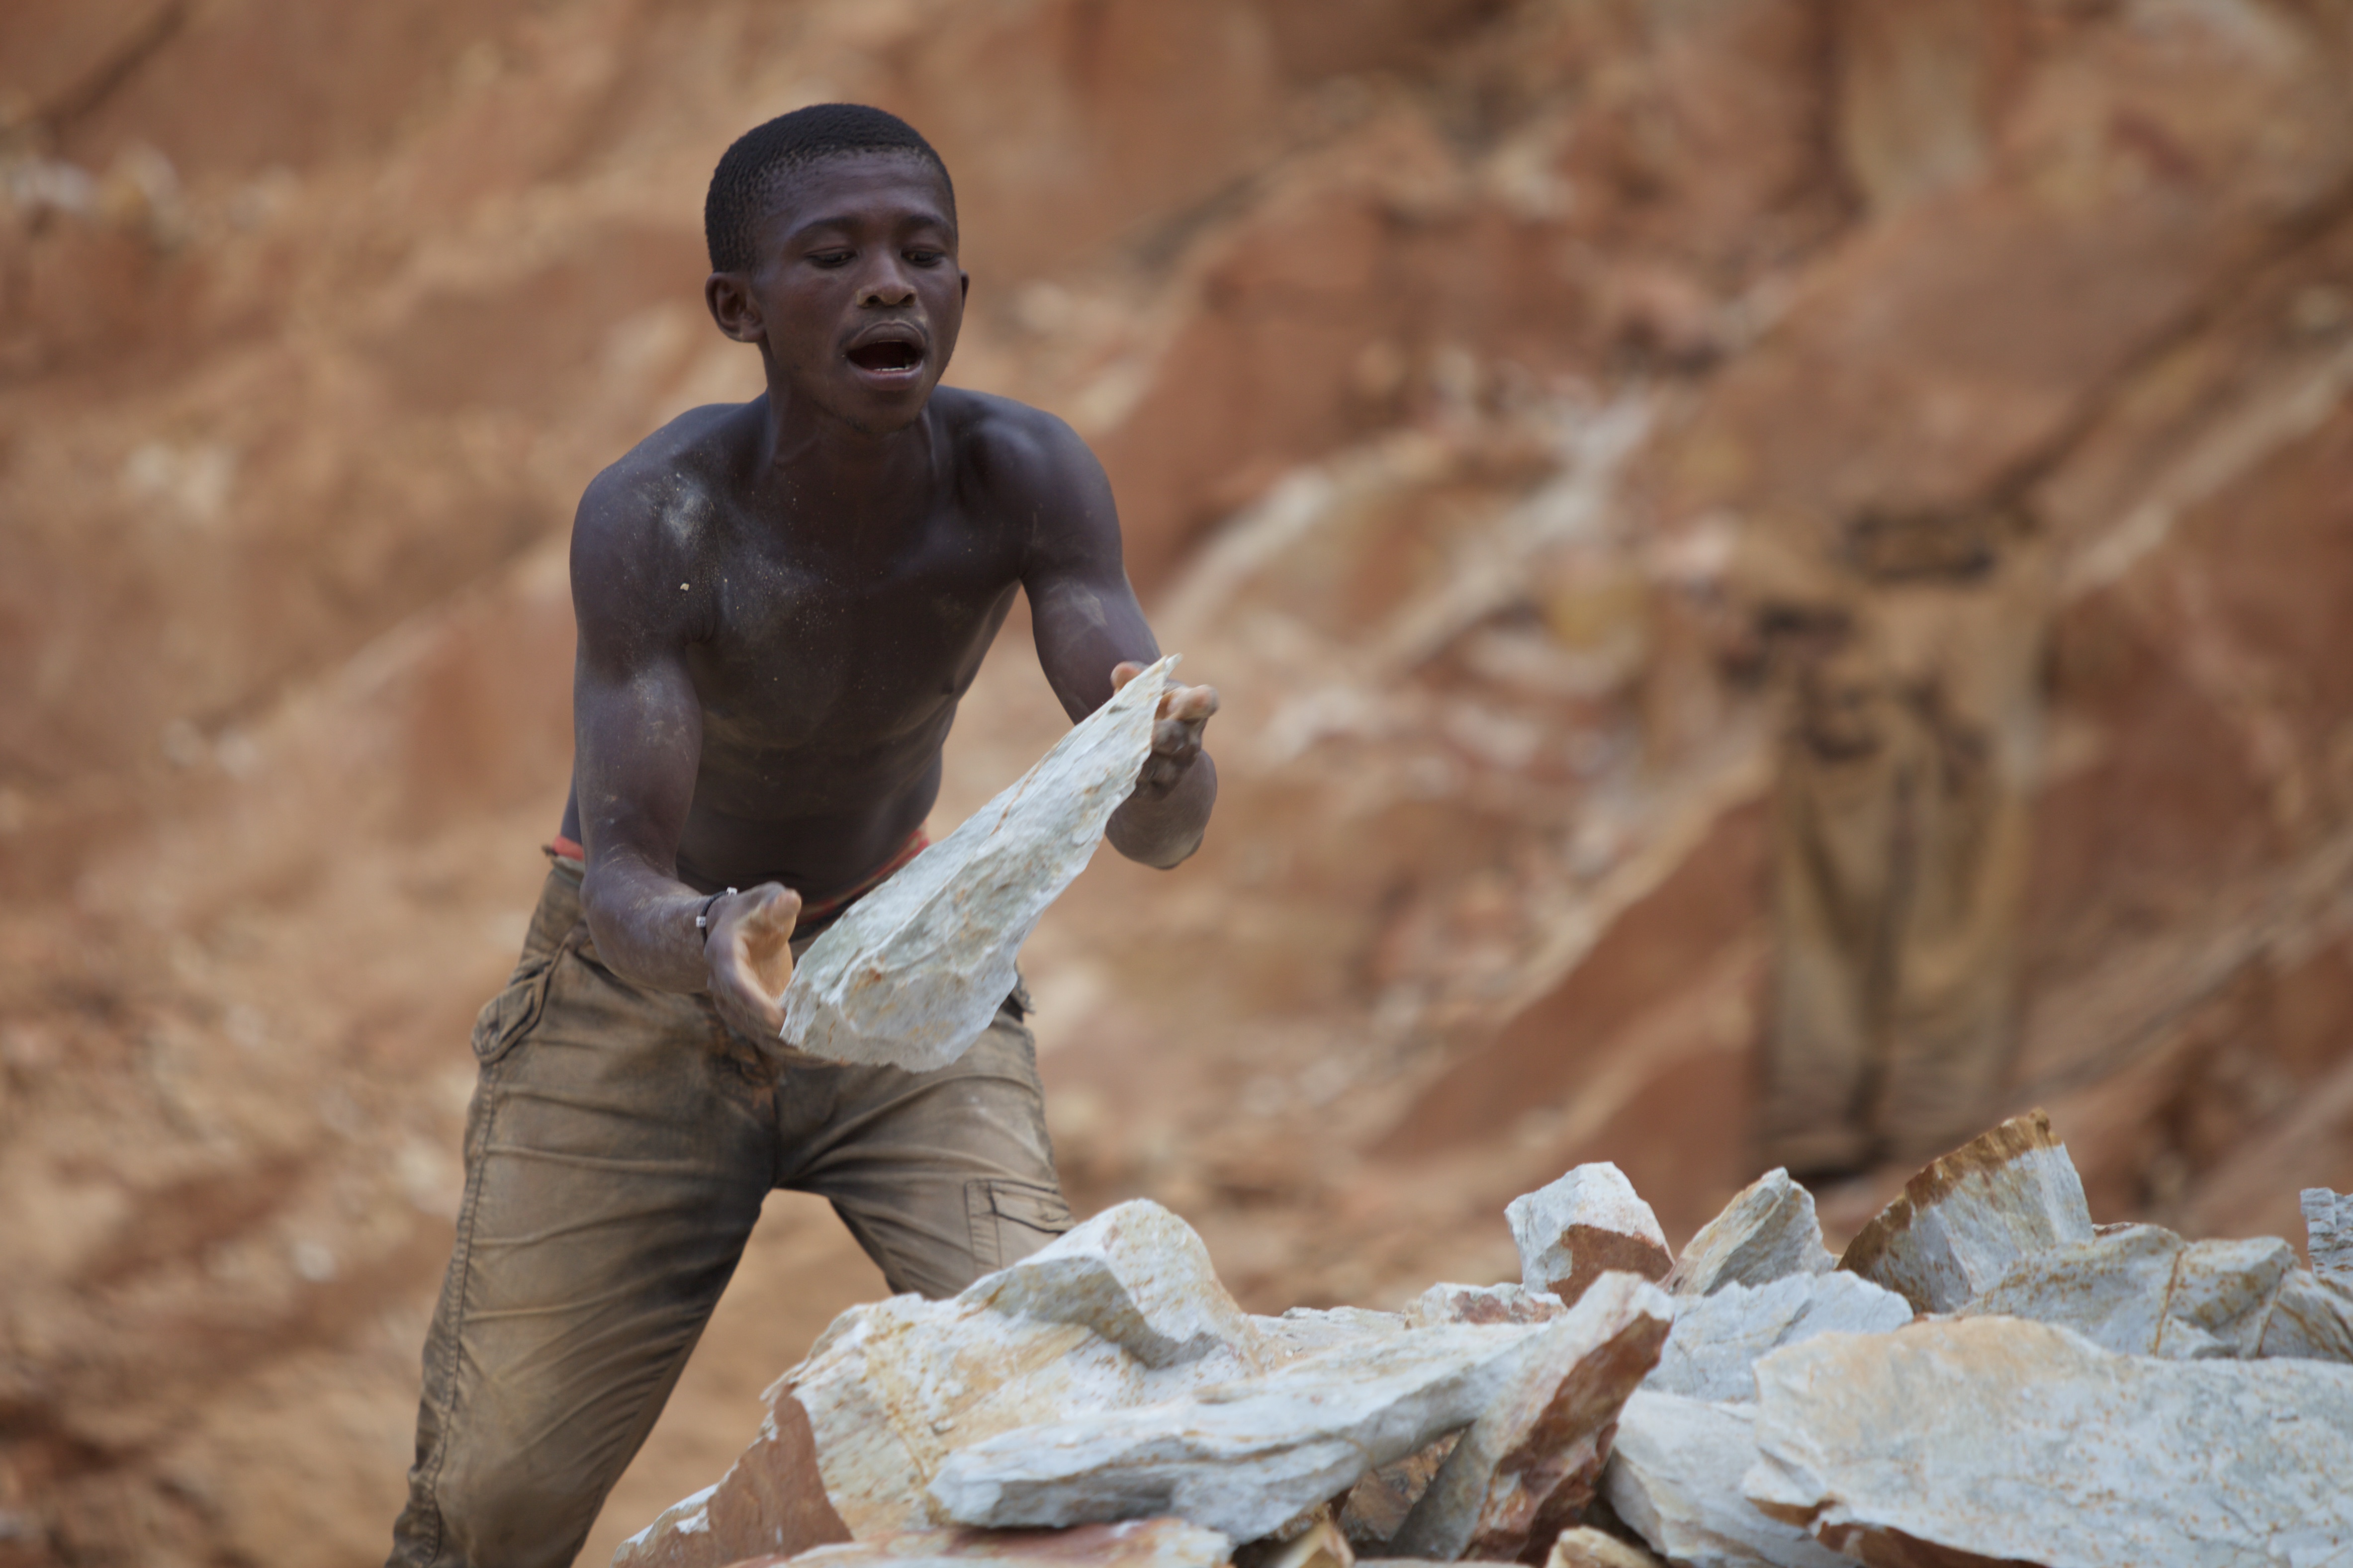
[750,378,938,533]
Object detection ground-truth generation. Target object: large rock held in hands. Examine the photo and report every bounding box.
[1744,1316,2353,1567]
[784,656,1177,1071]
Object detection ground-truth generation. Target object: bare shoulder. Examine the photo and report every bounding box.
[571,401,756,646]
[936,387,1106,507]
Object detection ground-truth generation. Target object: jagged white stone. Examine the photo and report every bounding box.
[1837,1110,2093,1313]
[1252,1306,1409,1365]
[926,1321,1550,1542]
[1388,1274,1671,1562]
[1604,1392,1846,1568]
[792,1201,1270,1538]
[1647,1272,1912,1404]
[1546,1525,1665,1568]
[1506,1163,1671,1305]
[2307,1187,2353,1289]
[784,655,1177,1070]
[1743,1317,2353,1566]
[1663,1170,1834,1298]
[2261,1267,2353,1361]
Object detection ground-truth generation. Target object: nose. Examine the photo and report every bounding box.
[857,261,917,309]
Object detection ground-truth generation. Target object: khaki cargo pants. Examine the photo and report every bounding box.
[388,857,1074,1568]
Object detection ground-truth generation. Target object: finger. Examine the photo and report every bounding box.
[1151,714,1202,758]
[1168,684,1220,722]
[732,885,801,998]
[1110,661,1145,693]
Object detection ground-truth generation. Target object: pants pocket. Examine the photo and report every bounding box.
[964,1178,1076,1273]
[468,944,567,1066]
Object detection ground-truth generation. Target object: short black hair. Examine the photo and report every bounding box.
[704,103,954,272]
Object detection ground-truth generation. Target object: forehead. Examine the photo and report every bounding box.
[756,152,956,242]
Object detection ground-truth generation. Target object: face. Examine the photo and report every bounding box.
[706,152,967,436]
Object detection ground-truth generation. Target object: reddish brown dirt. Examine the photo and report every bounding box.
[3,4,2353,1566]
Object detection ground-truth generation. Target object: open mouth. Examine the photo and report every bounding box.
[846,338,924,374]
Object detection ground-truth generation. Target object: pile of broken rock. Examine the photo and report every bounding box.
[614,1112,2353,1568]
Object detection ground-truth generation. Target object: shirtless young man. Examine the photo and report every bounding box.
[388,104,1218,1568]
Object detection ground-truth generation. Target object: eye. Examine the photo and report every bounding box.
[905,248,945,267]
[809,249,854,269]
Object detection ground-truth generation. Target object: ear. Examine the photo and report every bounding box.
[959,270,970,307]
[706,272,764,344]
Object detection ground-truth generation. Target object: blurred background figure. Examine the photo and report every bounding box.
[3,2,2352,1565]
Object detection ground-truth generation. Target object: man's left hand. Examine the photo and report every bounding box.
[1112,661,1219,791]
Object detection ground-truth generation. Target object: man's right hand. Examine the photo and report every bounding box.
[704,882,803,1039]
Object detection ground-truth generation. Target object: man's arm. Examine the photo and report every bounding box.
[570,477,802,1039]
[995,408,1218,869]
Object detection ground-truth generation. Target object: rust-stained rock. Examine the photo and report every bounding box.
[1956,1222,2351,1361]
[926,1321,1559,1542]
[1404,1283,1566,1328]
[1337,1439,1456,1553]
[1507,1164,1673,1307]
[1662,1170,1834,1298]
[1604,1391,1847,1568]
[2306,1187,2353,1289]
[1744,1317,2353,1567]
[785,657,1177,1071]
[611,1390,850,1568]
[1543,1526,1664,1568]
[1388,1273,1672,1563]
[731,1518,1235,1568]
[1836,1110,2092,1312]
[1648,1273,1912,1405]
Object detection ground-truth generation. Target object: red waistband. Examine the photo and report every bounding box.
[543,829,931,926]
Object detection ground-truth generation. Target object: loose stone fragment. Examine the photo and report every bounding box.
[2306,1187,2353,1288]
[1604,1392,1846,1568]
[1244,1513,1354,1568]
[1836,1109,2093,1312]
[1647,1273,1912,1404]
[609,1391,850,1568]
[1544,1526,1663,1568]
[1507,1164,1672,1306]
[1662,1170,1834,1298]
[1744,1316,2353,1567]
[2259,1266,2353,1362]
[1389,1274,1672,1563]
[769,1519,1234,1568]
[1405,1282,1566,1327]
[1958,1223,2310,1359]
[927,1322,1551,1542]
[1338,1440,1455,1552]
[784,655,1176,1070]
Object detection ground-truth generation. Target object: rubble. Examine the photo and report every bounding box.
[1603,1393,1846,1568]
[2308,1187,2353,1289]
[1836,1110,2093,1312]
[622,1116,2353,1568]
[784,656,1177,1070]
[1385,1275,1670,1562]
[1645,1273,1912,1405]
[1506,1165,1673,1306]
[1660,1170,1833,1298]
[1745,1316,2353,1567]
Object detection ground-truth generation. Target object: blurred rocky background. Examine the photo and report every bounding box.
[2,0,2351,1563]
